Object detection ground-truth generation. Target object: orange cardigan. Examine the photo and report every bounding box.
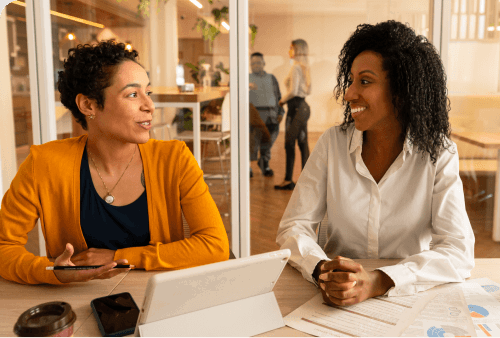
[0,136,229,284]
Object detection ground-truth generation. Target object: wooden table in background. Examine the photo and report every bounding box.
[150,86,229,165]
[451,132,500,241]
[3,259,500,337]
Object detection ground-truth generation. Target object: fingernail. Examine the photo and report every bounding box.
[326,292,330,298]
[320,283,325,290]
[319,273,327,280]
[353,281,357,287]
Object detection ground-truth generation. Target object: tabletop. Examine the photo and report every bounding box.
[451,131,500,149]
[150,86,229,103]
[2,259,500,337]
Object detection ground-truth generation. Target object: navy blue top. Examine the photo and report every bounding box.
[80,148,150,250]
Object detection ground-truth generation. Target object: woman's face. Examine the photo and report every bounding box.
[92,60,154,144]
[288,44,295,59]
[344,50,398,133]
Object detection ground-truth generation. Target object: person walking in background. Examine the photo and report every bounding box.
[275,39,311,190]
[249,52,284,177]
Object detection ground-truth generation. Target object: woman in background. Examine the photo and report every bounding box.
[275,39,312,190]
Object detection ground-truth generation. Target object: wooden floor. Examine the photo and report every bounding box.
[248,131,500,258]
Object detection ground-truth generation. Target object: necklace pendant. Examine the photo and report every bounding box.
[104,194,115,204]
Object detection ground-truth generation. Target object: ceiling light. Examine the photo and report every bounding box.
[189,0,203,9]
[221,21,230,30]
[67,33,75,40]
[125,43,133,51]
[11,1,104,29]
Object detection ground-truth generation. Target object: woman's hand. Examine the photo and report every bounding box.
[52,243,129,283]
[279,99,285,107]
[318,256,394,306]
[71,247,116,265]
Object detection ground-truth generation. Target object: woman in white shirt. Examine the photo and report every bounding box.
[275,39,312,190]
[276,21,474,306]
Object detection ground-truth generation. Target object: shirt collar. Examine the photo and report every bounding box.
[348,125,414,156]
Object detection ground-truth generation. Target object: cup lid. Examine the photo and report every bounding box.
[14,301,76,336]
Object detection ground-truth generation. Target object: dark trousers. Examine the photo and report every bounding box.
[285,97,310,181]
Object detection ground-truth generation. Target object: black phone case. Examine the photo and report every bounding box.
[90,292,139,337]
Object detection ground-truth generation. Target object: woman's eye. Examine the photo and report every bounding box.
[146,91,153,96]
[361,79,370,85]
[127,92,137,98]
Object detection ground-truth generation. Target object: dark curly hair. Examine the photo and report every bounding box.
[334,20,452,164]
[58,40,139,130]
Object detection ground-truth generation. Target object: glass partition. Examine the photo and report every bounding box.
[5,2,34,168]
[247,0,433,254]
[46,0,233,248]
[446,0,500,245]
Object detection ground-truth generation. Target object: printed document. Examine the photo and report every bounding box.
[284,292,432,337]
[401,284,475,337]
[465,278,500,337]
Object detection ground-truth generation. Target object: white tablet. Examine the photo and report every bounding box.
[135,249,290,337]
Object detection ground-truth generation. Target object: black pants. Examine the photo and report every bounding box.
[285,97,310,181]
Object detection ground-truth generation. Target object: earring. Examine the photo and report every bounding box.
[88,114,95,120]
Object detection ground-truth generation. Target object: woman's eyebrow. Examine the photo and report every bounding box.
[359,70,378,77]
[119,82,151,92]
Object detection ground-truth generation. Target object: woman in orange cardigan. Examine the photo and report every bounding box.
[0,41,229,285]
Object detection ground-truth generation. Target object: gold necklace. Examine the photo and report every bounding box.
[87,146,137,204]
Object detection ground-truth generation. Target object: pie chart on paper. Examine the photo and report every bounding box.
[468,304,489,318]
[481,285,500,293]
[426,325,470,337]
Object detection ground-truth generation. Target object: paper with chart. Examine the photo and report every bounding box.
[464,278,500,337]
[283,292,433,337]
[400,284,476,337]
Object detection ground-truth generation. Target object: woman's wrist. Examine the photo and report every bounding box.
[370,270,395,297]
[312,260,327,283]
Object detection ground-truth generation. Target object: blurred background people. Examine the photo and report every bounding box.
[275,39,311,190]
[249,52,284,177]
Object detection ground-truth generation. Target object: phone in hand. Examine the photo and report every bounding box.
[90,292,140,337]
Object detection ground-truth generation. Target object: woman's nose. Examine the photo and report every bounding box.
[143,96,155,114]
[344,83,357,102]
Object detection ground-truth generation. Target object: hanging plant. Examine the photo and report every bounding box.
[249,24,258,47]
[193,18,220,52]
[211,6,229,26]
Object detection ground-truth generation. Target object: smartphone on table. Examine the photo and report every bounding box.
[90,292,140,337]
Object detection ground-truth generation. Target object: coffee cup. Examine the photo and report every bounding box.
[14,301,76,337]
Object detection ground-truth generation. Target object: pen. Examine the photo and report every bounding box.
[46,265,135,270]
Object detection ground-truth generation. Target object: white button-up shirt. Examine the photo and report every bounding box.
[276,125,475,296]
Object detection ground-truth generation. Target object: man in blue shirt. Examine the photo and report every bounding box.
[249,52,284,177]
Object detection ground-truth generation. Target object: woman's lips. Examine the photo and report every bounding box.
[137,121,152,130]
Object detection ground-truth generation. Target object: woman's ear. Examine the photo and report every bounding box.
[75,94,97,118]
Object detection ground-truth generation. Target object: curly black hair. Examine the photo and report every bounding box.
[334,20,452,164]
[58,40,139,130]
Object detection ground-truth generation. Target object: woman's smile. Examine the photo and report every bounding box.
[351,106,366,118]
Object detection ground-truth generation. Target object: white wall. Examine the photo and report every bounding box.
[0,8,17,201]
[447,41,500,94]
